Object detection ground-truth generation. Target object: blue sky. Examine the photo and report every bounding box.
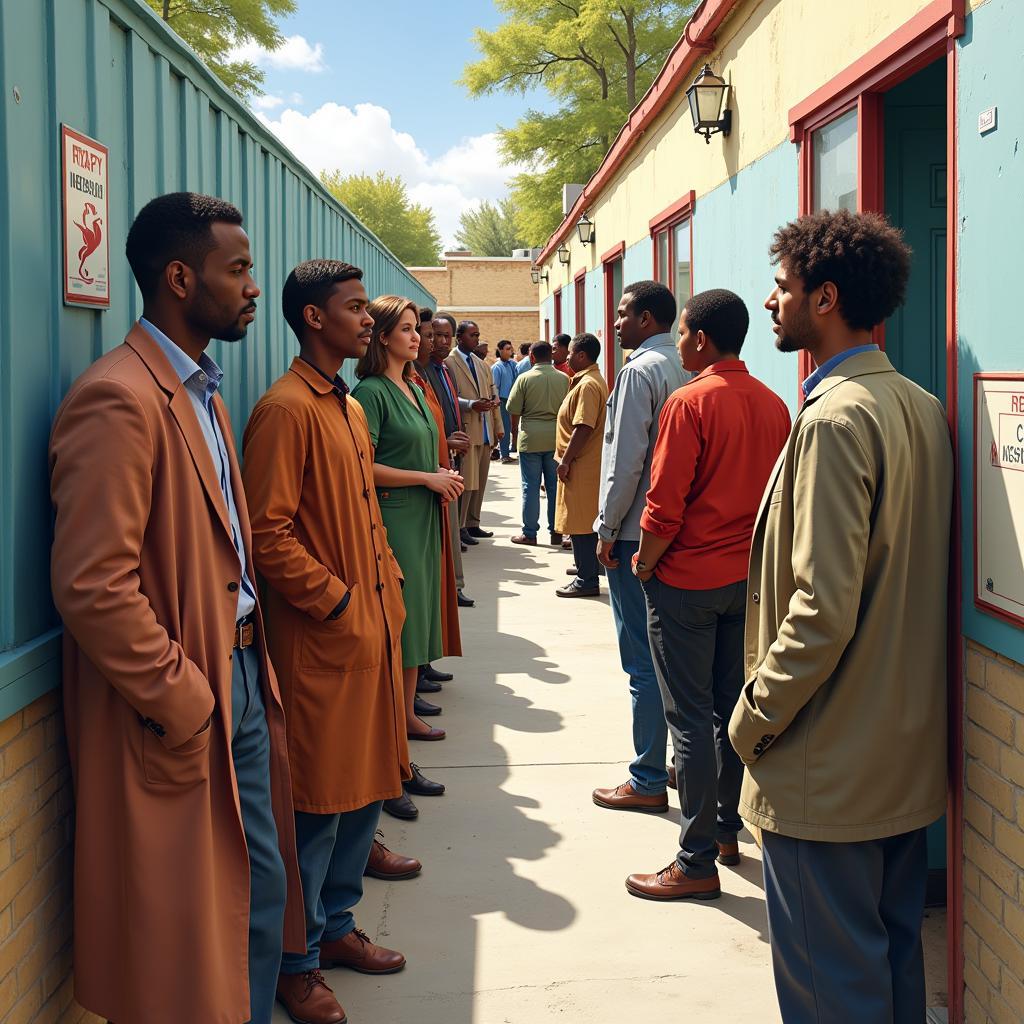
[234,0,556,245]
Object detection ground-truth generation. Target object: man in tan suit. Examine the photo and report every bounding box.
[729,210,953,1024]
[243,260,414,1024]
[445,318,503,544]
[49,193,304,1024]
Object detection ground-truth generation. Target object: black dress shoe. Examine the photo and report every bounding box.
[416,675,442,694]
[414,695,442,717]
[421,665,454,682]
[404,763,445,796]
[457,591,475,607]
[382,794,418,820]
[460,529,479,546]
[467,527,493,538]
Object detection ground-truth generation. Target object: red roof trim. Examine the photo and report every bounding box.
[537,0,739,265]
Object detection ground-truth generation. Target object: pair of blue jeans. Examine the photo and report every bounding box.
[280,800,383,974]
[231,643,288,1024]
[519,450,558,539]
[498,399,513,458]
[604,539,668,795]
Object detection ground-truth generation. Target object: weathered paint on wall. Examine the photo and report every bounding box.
[0,0,434,720]
[538,0,939,300]
[956,0,1024,665]
[695,141,801,412]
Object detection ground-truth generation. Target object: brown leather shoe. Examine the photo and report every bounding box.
[364,831,422,880]
[626,861,721,901]
[592,781,668,813]
[510,534,537,545]
[276,969,347,1023]
[668,765,677,789]
[320,927,406,975]
[717,840,741,866]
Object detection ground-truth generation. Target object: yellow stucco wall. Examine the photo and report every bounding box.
[540,0,944,298]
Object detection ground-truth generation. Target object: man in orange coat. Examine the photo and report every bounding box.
[49,193,304,1024]
[243,260,413,1024]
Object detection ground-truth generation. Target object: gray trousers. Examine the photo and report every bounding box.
[761,828,928,1024]
[448,495,464,590]
[643,576,746,878]
[232,643,288,1024]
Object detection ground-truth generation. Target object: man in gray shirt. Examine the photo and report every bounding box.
[593,280,689,813]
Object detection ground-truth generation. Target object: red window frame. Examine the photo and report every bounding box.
[650,190,696,301]
[602,241,625,384]
[574,269,587,334]
[553,287,563,336]
[788,3,965,1019]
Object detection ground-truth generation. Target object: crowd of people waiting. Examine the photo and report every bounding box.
[47,189,953,1024]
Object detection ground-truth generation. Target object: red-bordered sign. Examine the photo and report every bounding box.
[974,372,1024,628]
[61,125,110,308]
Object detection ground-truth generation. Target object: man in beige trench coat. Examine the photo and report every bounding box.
[729,209,953,1024]
[49,193,304,1024]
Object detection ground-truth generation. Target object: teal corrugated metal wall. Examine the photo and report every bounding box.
[0,0,435,718]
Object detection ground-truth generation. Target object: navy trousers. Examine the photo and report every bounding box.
[761,828,928,1024]
[280,800,383,974]
[232,643,288,1024]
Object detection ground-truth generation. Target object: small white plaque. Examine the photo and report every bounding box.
[978,106,997,135]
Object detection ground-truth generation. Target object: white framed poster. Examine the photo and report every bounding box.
[975,372,1024,628]
[61,124,110,308]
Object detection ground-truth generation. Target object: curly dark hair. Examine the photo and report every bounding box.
[769,209,911,332]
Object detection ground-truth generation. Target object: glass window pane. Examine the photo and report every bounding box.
[812,108,858,212]
[656,230,669,286]
[674,219,691,303]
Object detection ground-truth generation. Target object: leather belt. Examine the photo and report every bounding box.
[233,616,256,650]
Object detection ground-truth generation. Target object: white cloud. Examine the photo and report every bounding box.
[252,94,284,111]
[257,102,525,248]
[230,34,327,73]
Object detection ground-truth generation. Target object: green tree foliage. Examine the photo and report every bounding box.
[321,171,442,267]
[146,0,296,98]
[462,0,697,245]
[455,198,528,256]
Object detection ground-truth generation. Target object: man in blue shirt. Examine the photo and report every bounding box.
[491,339,519,463]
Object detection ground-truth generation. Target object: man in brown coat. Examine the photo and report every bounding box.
[49,193,304,1024]
[243,260,413,1024]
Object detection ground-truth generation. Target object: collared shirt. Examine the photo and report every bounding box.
[457,348,490,443]
[491,358,518,399]
[300,355,350,404]
[140,317,256,619]
[801,343,880,397]
[596,332,690,543]
[554,360,574,378]
[641,360,792,589]
[425,359,462,434]
[506,363,569,452]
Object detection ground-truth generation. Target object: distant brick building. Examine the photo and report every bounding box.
[408,252,539,356]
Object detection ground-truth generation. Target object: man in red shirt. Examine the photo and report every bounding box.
[625,288,791,901]
[552,333,574,377]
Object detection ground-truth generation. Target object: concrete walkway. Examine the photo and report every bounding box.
[273,464,780,1024]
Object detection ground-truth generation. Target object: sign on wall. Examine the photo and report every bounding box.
[61,125,109,308]
[975,373,1024,628]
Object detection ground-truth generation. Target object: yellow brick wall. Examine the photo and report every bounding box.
[962,641,1024,1024]
[0,691,101,1024]
[408,260,538,313]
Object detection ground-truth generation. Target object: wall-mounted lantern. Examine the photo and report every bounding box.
[530,266,549,285]
[556,243,571,265]
[576,213,595,246]
[686,63,732,144]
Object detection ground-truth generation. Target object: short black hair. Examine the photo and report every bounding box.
[570,332,601,363]
[770,209,911,332]
[281,259,363,340]
[518,342,531,356]
[434,313,456,332]
[419,307,434,323]
[682,289,750,355]
[530,341,553,362]
[622,279,676,329]
[126,192,243,299]
[456,319,478,338]
[553,333,571,348]
[496,339,513,352]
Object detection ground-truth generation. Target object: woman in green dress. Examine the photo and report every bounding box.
[353,296,464,742]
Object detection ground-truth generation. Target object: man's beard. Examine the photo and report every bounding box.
[193,274,253,343]
[774,298,816,353]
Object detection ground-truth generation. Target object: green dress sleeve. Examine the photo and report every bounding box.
[352,377,388,448]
